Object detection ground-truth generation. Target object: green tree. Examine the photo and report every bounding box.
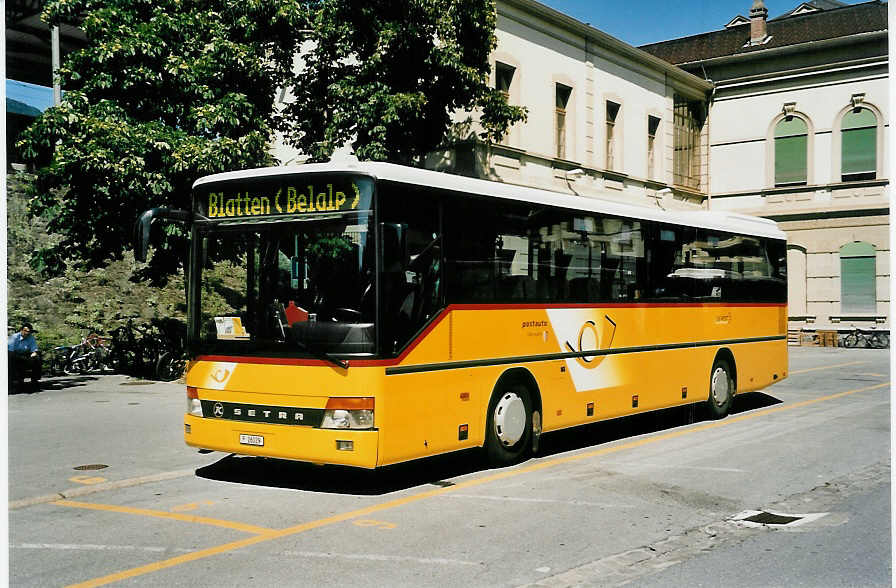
[277,0,527,164]
[18,0,308,277]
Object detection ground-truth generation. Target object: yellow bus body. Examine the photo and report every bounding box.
[184,302,787,468]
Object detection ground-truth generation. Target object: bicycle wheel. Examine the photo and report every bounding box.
[50,351,68,376]
[842,333,859,348]
[869,333,889,349]
[155,352,185,381]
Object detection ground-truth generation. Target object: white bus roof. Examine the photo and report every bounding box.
[193,161,785,240]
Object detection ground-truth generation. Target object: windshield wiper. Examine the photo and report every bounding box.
[292,339,349,370]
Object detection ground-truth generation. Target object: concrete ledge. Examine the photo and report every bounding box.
[9,469,195,510]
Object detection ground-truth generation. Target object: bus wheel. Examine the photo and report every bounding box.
[707,358,734,419]
[485,384,532,466]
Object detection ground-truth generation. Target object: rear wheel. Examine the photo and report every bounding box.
[485,383,532,466]
[842,333,860,348]
[156,352,186,381]
[50,352,68,376]
[706,358,734,419]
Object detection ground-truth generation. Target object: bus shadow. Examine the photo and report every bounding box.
[536,391,782,459]
[195,449,488,495]
[195,391,782,495]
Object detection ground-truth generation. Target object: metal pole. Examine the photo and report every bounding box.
[52,26,61,105]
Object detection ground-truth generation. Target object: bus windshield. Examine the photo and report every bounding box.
[196,213,375,357]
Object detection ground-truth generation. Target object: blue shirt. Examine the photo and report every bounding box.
[8,332,37,353]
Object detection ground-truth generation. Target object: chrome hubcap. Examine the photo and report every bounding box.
[494,392,526,446]
[711,367,730,406]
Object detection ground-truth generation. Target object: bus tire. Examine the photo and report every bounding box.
[485,383,532,466]
[707,358,734,419]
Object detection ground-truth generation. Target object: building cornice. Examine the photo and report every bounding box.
[711,178,890,199]
[710,56,888,90]
[498,0,713,98]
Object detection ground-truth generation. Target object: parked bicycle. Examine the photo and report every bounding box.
[149,318,187,381]
[65,332,115,374]
[842,327,889,349]
[108,318,187,380]
[110,320,142,376]
[49,344,76,376]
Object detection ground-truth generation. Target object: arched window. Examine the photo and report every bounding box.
[841,107,877,181]
[774,116,808,186]
[840,241,876,314]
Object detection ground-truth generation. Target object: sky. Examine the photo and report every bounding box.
[537,0,865,47]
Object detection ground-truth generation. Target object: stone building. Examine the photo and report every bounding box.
[425,0,715,213]
[639,0,889,333]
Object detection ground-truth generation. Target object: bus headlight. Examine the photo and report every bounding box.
[321,397,374,430]
[187,386,203,417]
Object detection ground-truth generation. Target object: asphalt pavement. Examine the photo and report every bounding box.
[7,346,891,587]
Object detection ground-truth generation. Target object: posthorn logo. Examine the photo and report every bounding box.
[213,402,224,418]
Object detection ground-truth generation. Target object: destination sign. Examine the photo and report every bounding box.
[197,177,372,219]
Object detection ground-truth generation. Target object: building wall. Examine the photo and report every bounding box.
[427,0,712,210]
[707,73,888,193]
[703,55,889,329]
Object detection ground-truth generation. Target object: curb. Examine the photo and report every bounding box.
[9,469,195,510]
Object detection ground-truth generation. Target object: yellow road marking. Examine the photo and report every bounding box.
[170,501,215,513]
[54,500,272,535]
[69,476,107,485]
[353,519,397,530]
[789,361,867,376]
[67,380,889,588]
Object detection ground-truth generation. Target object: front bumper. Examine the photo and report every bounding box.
[184,414,379,468]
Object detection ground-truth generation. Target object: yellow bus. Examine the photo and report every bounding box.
[136,160,788,468]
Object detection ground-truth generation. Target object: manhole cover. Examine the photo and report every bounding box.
[73,464,109,471]
[742,512,802,525]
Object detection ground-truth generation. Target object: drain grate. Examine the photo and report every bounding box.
[733,509,828,528]
[73,464,109,471]
[741,511,802,525]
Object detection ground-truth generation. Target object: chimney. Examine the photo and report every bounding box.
[750,0,769,43]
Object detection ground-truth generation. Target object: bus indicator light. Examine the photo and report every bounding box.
[336,440,354,451]
[460,392,470,401]
[632,395,639,408]
[458,424,469,441]
[586,402,594,416]
[681,387,688,399]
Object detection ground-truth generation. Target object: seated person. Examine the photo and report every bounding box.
[8,322,41,391]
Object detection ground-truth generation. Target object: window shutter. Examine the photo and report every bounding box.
[774,117,808,186]
[840,242,876,314]
[841,108,876,178]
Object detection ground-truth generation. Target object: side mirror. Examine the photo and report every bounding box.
[134,207,191,262]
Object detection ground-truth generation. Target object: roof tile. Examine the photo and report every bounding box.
[639,1,887,64]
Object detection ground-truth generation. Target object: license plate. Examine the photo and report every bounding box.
[239,434,264,446]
